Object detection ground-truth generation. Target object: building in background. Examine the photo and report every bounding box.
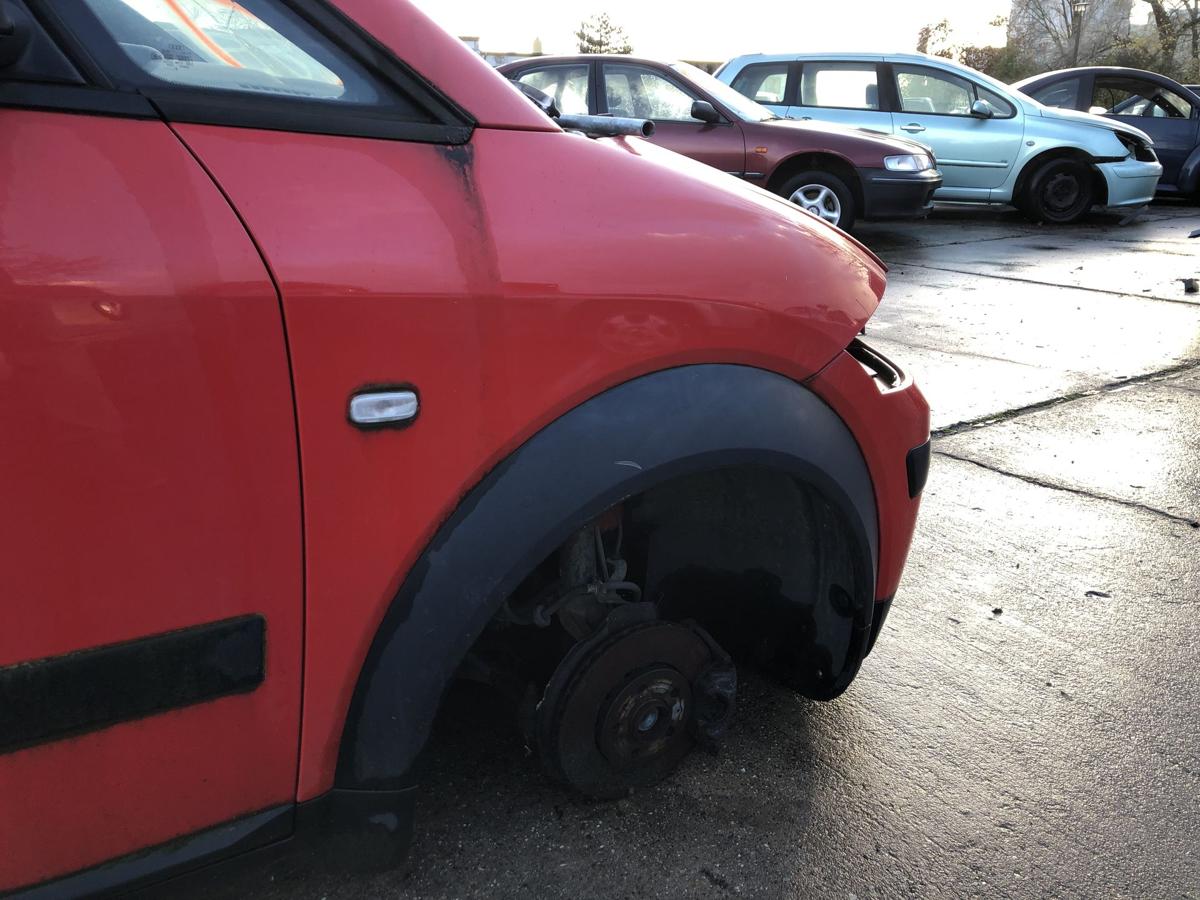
[1006,0,1133,69]
[460,35,544,67]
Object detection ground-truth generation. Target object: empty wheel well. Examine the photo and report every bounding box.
[469,464,873,702]
[337,364,880,791]
[768,153,864,210]
[1014,148,1107,207]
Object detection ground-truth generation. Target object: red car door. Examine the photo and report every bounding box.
[0,16,302,894]
[42,0,543,815]
[600,61,747,176]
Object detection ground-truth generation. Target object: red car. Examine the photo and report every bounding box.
[0,0,929,894]
[500,55,942,230]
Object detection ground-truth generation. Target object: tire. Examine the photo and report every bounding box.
[778,169,856,230]
[1020,158,1095,224]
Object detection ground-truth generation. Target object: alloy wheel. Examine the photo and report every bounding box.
[788,184,842,225]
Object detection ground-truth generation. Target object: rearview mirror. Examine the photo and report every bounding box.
[969,99,995,119]
[691,100,721,124]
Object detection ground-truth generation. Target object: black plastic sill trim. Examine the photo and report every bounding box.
[10,804,292,899]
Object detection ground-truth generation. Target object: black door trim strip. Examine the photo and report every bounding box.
[0,614,266,755]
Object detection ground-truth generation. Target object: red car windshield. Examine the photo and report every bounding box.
[82,0,349,99]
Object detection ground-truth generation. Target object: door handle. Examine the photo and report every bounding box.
[799,116,812,120]
[900,123,926,133]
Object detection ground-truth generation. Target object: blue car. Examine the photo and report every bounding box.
[718,52,1163,223]
[1014,67,1200,196]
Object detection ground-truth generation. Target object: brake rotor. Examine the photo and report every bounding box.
[535,616,728,799]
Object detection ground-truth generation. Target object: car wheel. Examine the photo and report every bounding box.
[1021,158,1094,224]
[779,170,856,230]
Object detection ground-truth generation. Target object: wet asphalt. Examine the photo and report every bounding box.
[235,202,1200,900]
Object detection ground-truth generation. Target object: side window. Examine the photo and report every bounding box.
[1028,77,1081,109]
[1155,88,1194,117]
[1094,77,1193,118]
[1094,78,1153,115]
[798,62,880,110]
[978,85,1016,118]
[76,0,385,105]
[895,65,973,115]
[731,63,789,105]
[516,65,589,115]
[603,64,698,121]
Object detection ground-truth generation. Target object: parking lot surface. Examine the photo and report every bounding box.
[230,203,1200,900]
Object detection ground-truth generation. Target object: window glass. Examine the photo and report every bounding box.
[978,85,1015,117]
[603,64,697,120]
[79,0,378,102]
[731,63,789,105]
[1095,78,1154,115]
[1028,77,1081,109]
[518,65,589,115]
[1095,78,1193,118]
[895,65,973,115]
[799,63,879,110]
[1156,88,1193,117]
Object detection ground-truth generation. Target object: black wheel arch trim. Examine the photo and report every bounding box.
[335,364,880,790]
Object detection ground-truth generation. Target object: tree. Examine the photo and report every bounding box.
[575,13,633,54]
[914,16,1037,81]
[1136,0,1200,80]
[1005,0,1131,70]
[916,19,954,58]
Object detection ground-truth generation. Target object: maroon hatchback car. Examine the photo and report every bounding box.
[500,55,942,230]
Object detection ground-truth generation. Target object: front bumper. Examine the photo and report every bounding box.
[807,340,930,605]
[861,168,942,220]
[1098,157,1163,208]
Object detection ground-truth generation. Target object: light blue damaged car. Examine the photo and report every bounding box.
[716,52,1163,223]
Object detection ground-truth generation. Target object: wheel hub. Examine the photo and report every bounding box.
[789,183,841,225]
[597,665,691,771]
[1044,172,1081,212]
[535,615,730,798]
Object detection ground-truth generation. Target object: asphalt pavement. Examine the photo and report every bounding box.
[235,202,1200,899]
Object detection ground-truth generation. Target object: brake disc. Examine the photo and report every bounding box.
[535,612,734,799]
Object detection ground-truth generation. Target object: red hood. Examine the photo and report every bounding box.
[329,0,884,371]
[465,130,888,375]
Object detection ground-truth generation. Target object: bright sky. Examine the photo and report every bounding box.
[414,0,1011,62]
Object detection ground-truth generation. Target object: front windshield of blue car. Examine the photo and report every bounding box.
[670,61,776,122]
